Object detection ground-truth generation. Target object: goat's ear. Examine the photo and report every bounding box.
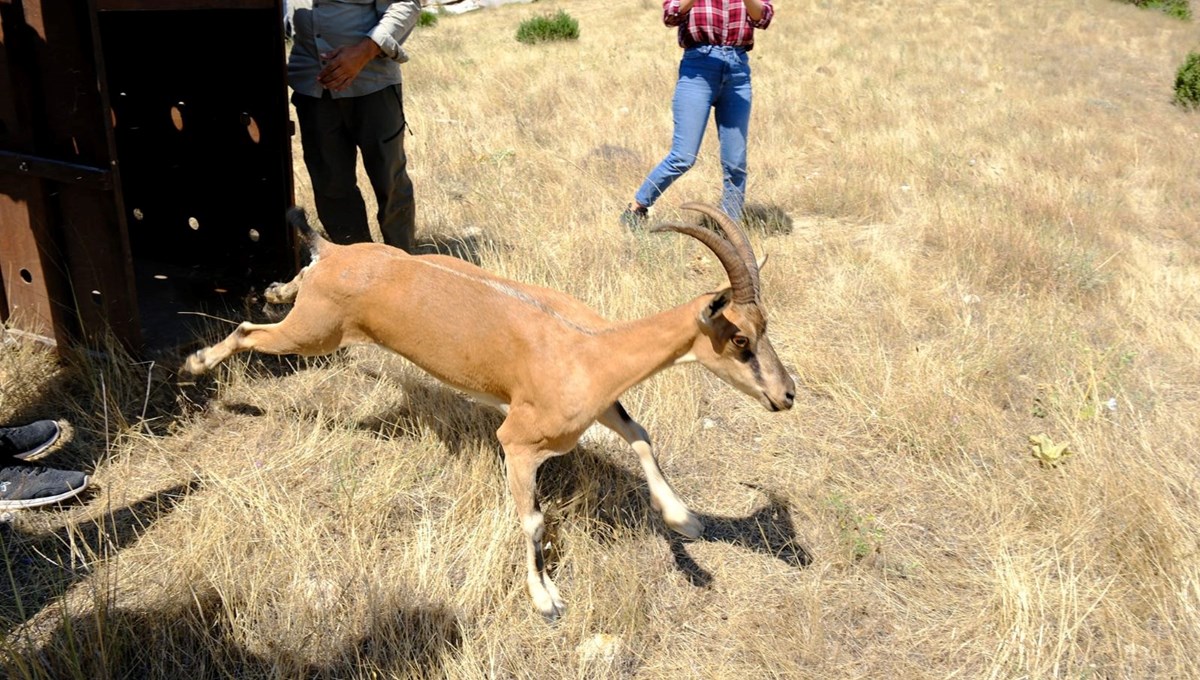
[699,289,732,329]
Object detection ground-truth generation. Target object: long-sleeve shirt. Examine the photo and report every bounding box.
[663,0,774,50]
[287,0,421,99]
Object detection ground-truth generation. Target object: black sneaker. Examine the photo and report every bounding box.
[620,204,649,230]
[0,461,89,510]
[0,420,61,461]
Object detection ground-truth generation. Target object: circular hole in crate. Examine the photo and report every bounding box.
[188,217,200,230]
[242,114,261,144]
[91,290,103,305]
[248,229,260,242]
[19,269,33,284]
[170,104,185,131]
[132,208,144,221]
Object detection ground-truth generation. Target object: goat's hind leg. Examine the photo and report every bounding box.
[598,402,704,539]
[263,265,310,305]
[182,300,344,375]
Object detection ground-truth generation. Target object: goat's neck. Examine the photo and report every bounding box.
[586,295,711,404]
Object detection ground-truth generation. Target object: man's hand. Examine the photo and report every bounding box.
[318,38,382,92]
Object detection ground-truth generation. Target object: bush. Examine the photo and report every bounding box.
[516,10,580,45]
[1118,0,1193,20]
[418,10,439,28]
[1175,51,1200,109]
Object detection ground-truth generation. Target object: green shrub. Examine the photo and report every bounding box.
[418,9,439,28]
[1118,0,1193,20]
[1175,51,1200,109]
[515,10,580,45]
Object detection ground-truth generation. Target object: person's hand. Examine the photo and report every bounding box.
[318,39,382,92]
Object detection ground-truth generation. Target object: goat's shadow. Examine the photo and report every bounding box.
[245,373,814,586]
[673,491,809,587]
[538,447,812,587]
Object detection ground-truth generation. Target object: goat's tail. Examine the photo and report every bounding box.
[286,206,330,258]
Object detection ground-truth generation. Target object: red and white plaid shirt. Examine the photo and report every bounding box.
[663,0,774,50]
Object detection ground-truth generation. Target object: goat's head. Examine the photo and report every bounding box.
[654,203,796,412]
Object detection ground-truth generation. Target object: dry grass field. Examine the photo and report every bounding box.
[3,0,1200,677]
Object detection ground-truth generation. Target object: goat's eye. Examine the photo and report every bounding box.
[732,336,749,349]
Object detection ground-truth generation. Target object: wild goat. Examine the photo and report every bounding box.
[183,203,795,619]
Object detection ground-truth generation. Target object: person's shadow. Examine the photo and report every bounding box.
[1,483,197,634]
[13,586,462,678]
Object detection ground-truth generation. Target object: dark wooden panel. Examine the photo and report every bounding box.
[0,0,76,345]
[0,183,66,344]
[22,0,141,345]
[2,0,291,351]
[0,254,7,321]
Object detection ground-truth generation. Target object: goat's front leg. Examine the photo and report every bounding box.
[184,322,268,374]
[599,402,704,539]
[501,441,565,620]
[182,301,344,375]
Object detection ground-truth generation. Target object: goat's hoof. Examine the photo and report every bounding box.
[535,596,566,622]
[531,577,566,621]
[263,282,286,304]
[667,510,704,540]
[182,351,208,376]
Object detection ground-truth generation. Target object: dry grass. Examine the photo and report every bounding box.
[3,0,1200,677]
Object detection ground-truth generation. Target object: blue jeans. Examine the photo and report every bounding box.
[635,45,753,220]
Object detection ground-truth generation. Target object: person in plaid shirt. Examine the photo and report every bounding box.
[622,0,774,228]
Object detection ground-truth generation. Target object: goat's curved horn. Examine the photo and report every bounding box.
[653,221,757,304]
[679,202,761,293]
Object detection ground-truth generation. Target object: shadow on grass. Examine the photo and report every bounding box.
[4,588,462,679]
[354,390,813,586]
[697,201,794,237]
[412,230,501,265]
[355,375,505,460]
[540,446,812,588]
[0,483,197,636]
[668,490,810,587]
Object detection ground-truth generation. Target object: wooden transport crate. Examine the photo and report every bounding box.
[1,0,294,351]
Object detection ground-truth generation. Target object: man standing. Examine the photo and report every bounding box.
[288,0,422,251]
